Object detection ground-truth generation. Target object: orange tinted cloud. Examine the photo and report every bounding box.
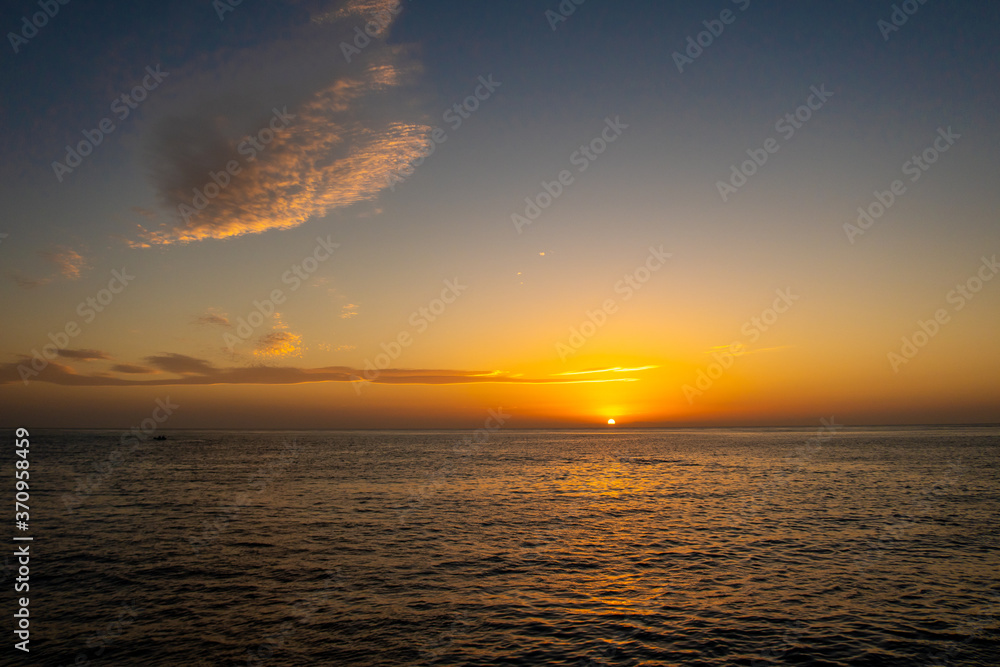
[0,356,642,388]
[313,0,402,26]
[253,331,304,359]
[554,366,659,376]
[135,11,430,246]
[39,245,89,279]
[9,245,89,287]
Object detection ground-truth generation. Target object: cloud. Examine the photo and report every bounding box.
[130,206,158,219]
[311,0,400,25]
[340,303,359,319]
[8,270,53,289]
[271,313,289,330]
[196,309,231,327]
[317,343,356,352]
[554,366,659,376]
[0,355,642,388]
[253,331,304,359]
[39,246,89,280]
[111,363,157,374]
[144,353,217,375]
[132,0,431,246]
[57,349,111,361]
[706,345,792,356]
[9,244,89,287]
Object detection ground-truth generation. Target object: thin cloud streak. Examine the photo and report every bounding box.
[0,358,641,387]
[110,363,157,374]
[57,349,111,361]
[554,366,659,376]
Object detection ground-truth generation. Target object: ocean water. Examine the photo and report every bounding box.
[22,426,1000,665]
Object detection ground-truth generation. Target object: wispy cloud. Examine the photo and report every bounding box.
[8,270,53,289]
[144,353,218,375]
[554,365,659,376]
[318,343,356,352]
[130,206,157,219]
[195,309,231,327]
[0,356,641,388]
[312,0,400,26]
[111,363,157,374]
[340,303,359,319]
[8,244,89,287]
[132,1,430,246]
[39,245,89,280]
[706,345,792,356]
[57,349,111,361]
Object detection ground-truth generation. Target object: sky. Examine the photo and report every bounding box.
[1,0,998,429]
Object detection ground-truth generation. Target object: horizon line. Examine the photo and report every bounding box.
[13,422,1000,432]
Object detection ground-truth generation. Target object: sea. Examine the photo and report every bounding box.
[20,426,1000,665]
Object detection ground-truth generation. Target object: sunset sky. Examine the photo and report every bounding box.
[1,0,998,428]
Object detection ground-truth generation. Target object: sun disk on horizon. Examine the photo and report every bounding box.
[607,419,615,425]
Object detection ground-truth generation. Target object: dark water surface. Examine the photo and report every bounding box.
[23,427,1000,665]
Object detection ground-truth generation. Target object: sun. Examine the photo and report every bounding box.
[607,419,616,425]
